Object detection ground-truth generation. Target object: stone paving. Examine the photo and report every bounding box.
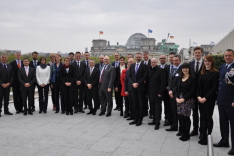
[0,97,231,156]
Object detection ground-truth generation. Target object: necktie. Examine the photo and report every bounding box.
[87,61,89,68]
[196,62,199,74]
[135,63,139,82]
[3,64,7,75]
[26,68,28,76]
[170,66,174,78]
[34,61,37,69]
[77,61,80,70]
[226,65,228,69]
[100,65,106,83]
[90,68,92,76]
[18,60,20,69]
[173,68,177,75]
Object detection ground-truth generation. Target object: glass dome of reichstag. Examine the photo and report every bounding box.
[125,33,147,48]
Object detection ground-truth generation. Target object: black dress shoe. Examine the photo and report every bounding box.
[148,122,156,125]
[24,112,27,115]
[149,115,153,119]
[61,111,65,114]
[16,110,20,114]
[79,110,85,113]
[28,111,33,115]
[44,110,47,114]
[87,111,93,115]
[4,112,13,115]
[66,112,69,115]
[213,142,230,147]
[99,112,105,116]
[74,109,78,113]
[129,120,138,125]
[155,125,160,130]
[136,121,142,126]
[123,115,128,118]
[55,110,59,113]
[92,112,96,115]
[114,107,119,110]
[166,128,178,131]
[176,132,182,136]
[127,117,134,120]
[70,112,73,115]
[198,137,207,145]
[106,113,111,117]
[32,108,35,112]
[190,130,198,136]
[39,111,42,114]
[120,112,123,116]
[164,119,169,123]
[228,149,234,155]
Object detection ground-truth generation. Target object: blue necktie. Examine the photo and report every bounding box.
[135,63,139,82]
[34,62,37,69]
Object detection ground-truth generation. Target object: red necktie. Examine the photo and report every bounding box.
[100,65,106,83]
[18,60,20,69]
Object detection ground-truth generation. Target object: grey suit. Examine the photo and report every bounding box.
[99,64,116,114]
[18,67,36,112]
[0,63,14,113]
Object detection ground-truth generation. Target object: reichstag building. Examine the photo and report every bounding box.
[90,33,176,57]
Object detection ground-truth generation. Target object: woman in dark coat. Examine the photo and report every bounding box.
[174,63,196,141]
[60,57,76,115]
[197,55,219,145]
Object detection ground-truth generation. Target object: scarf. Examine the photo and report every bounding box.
[40,63,47,69]
[63,64,70,68]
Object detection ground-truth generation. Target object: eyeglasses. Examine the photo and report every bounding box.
[160,58,166,59]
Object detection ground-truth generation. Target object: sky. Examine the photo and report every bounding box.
[0,0,234,54]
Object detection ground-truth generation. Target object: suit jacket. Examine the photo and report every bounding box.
[71,61,86,86]
[99,64,116,91]
[95,63,104,71]
[83,60,90,68]
[128,62,147,91]
[112,61,120,68]
[60,66,76,85]
[174,76,196,101]
[84,67,100,90]
[10,60,24,87]
[124,69,131,92]
[141,59,151,68]
[217,63,234,106]
[197,71,219,102]
[0,63,14,89]
[18,67,35,90]
[146,66,166,102]
[164,64,173,87]
[115,63,127,88]
[168,66,182,93]
[29,60,40,69]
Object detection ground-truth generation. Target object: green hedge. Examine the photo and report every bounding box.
[211,55,225,71]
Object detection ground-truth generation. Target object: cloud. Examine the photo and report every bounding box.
[0,0,233,53]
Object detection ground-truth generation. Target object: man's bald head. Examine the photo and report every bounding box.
[151,58,158,68]
[128,58,135,65]
[104,56,110,64]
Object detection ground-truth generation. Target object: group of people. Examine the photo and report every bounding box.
[1,47,234,155]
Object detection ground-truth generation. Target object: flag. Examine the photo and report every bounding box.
[170,36,174,39]
[193,42,197,46]
[211,41,215,45]
[148,29,152,33]
[100,31,103,35]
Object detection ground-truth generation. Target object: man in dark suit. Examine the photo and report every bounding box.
[99,56,116,117]
[128,53,147,126]
[82,52,90,109]
[84,59,100,115]
[166,55,182,132]
[142,51,151,117]
[189,46,204,137]
[10,52,24,113]
[164,52,175,126]
[125,58,135,120]
[69,52,75,64]
[147,58,166,130]
[95,55,104,109]
[159,55,169,125]
[0,55,14,117]
[112,52,120,110]
[72,51,86,113]
[95,55,104,71]
[29,51,40,112]
[213,49,234,155]
[18,58,36,115]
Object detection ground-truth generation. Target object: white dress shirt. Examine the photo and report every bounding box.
[143,59,149,65]
[120,64,125,76]
[36,66,51,85]
[76,60,81,66]
[194,58,203,71]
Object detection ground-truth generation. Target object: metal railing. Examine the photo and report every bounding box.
[207,135,214,156]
